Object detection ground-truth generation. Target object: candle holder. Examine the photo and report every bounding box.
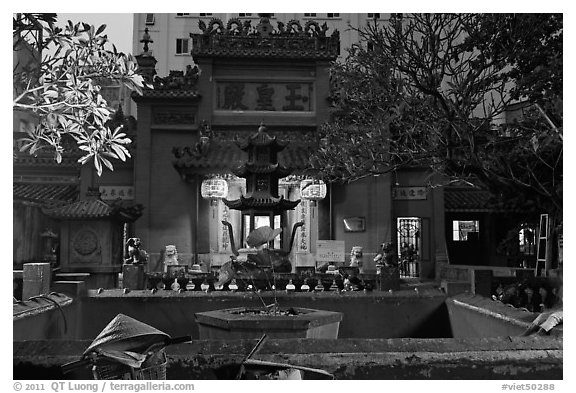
[330,279,340,292]
[200,280,210,292]
[170,278,181,291]
[286,279,296,293]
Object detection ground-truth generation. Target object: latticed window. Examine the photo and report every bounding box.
[304,13,317,17]
[199,13,212,17]
[176,38,189,55]
[368,13,381,19]
[327,13,340,18]
[238,13,253,17]
[145,14,155,25]
[176,13,190,17]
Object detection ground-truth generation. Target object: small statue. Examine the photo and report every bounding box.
[374,242,397,268]
[163,245,180,272]
[125,238,148,264]
[349,246,363,268]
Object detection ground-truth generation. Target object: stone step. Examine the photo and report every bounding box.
[52,280,87,298]
[55,273,91,282]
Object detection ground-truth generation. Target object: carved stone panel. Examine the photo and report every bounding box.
[68,222,104,265]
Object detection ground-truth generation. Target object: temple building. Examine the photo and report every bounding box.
[13,14,545,287]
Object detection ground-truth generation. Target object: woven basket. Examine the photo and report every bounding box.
[93,350,167,380]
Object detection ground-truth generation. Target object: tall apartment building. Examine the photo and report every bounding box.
[131,13,389,78]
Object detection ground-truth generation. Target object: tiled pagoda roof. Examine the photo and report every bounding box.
[172,141,315,175]
[42,197,142,222]
[13,183,79,205]
[444,188,502,213]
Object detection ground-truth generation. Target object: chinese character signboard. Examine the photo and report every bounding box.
[216,81,314,112]
[99,186,134,200]
[316,240,345,263]
[392,186,427,200]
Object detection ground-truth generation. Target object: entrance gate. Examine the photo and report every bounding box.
[397,217,421,278]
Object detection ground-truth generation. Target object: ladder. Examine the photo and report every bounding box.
[535,214,549,277]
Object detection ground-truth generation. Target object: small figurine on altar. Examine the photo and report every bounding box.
[125,238,148,264]
[164,245,179,264]
[374,242,397,268]
[349,246,363,268]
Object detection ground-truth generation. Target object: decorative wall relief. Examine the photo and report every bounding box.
[73,229,99,256]
[71,227,102,264]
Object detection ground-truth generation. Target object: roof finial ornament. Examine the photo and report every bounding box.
[257,14,273,37]
[140,28,154,54]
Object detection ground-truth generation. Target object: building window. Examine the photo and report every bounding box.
[176,38,189,55]
[238,13,253,17]
[199,13,213,17]
[368,13,381,19]
[176,13,190,17]
[452,220,480,241]
[327,13,340,18]
[367,41,374,52]
[145,14,155,25]
[304,13,317,17]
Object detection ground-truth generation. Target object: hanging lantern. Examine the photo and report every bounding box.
[201,176,229,205]
[300,178,327,205]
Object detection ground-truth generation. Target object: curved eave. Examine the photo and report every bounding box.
[233,163,292,177]
[224,196,301,211]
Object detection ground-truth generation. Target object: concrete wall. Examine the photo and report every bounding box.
[13,294,80,341]
[446,293,562,338]
[76,288,450,341]
[13,291,562,380]
[331,175,393,268]
[14,336,562,380]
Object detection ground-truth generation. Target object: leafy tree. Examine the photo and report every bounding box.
[311,13,562,216]
[13,13,150,175]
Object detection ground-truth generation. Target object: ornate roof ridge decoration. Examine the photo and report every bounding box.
[210,128,320,144]
[152,64,200,90]
[132,65,202,101]
[191,15,340,60]
[236,123,289,151]
[134,25,201,99]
